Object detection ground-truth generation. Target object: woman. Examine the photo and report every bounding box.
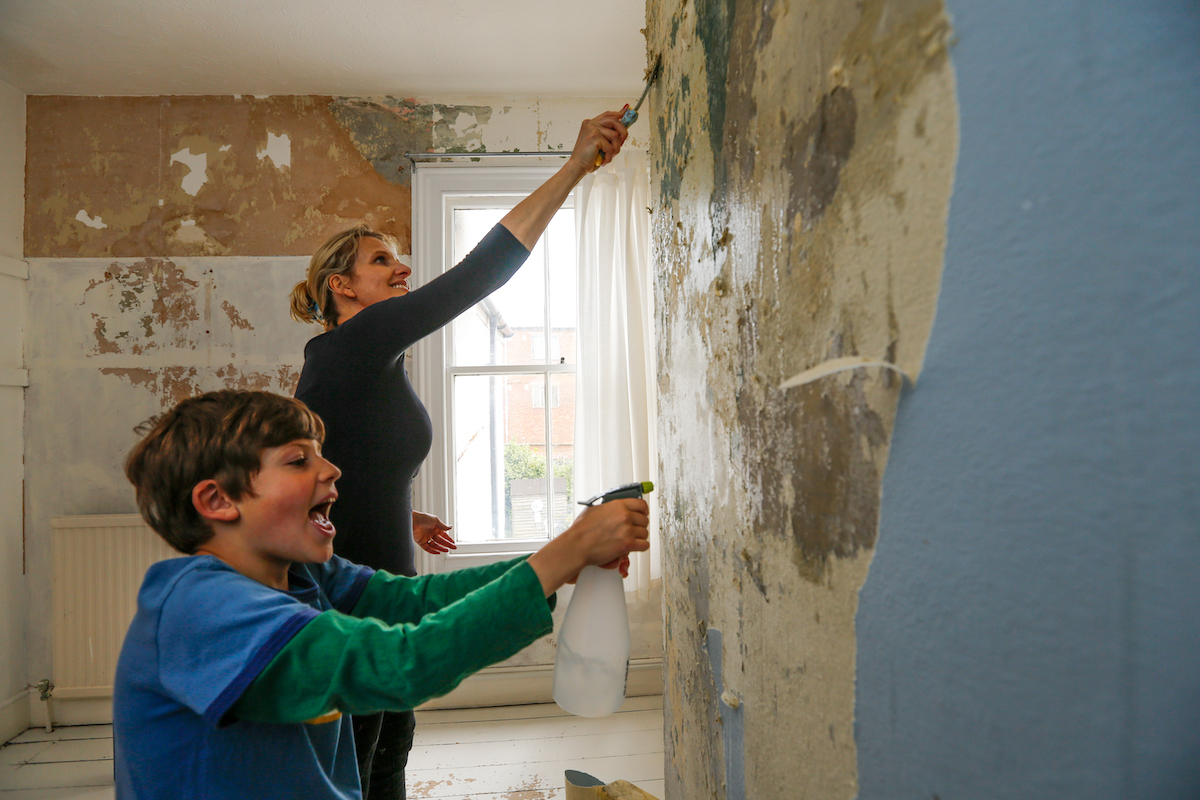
[288,111,627,800]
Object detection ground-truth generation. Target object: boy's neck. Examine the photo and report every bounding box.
[195,539,291,591]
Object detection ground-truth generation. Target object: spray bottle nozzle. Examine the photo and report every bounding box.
[578,481,654,506]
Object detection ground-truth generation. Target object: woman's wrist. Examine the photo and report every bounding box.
[561,157,590,185]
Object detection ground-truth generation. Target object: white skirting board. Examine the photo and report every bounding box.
[1,689,32,744]
[20,660,664,726]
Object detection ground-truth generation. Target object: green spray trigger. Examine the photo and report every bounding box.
[579,481,654,506]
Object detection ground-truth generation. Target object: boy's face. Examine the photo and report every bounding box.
[234,439,341,566]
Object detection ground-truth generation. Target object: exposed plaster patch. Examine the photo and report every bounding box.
[75,210,108,229]
[170,148,208,196]
[173,219,209,246]
[257,132,291,169]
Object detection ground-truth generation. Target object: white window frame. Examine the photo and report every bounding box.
[411,162,577,573]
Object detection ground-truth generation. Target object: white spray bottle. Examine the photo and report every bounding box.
[553,481,653,718]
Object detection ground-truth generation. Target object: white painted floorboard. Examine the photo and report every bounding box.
[0,697,665,800]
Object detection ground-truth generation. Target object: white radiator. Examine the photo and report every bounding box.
[50,514,178,700]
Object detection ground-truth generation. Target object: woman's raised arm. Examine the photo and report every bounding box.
[498,111,628,250]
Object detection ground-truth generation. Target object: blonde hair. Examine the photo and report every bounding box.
[289,225,398,329]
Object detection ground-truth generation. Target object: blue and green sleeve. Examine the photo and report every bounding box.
[231,557,555,723]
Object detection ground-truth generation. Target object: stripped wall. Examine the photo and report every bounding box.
[0,77,29,742]
[646,0,958,796]
[21,95,653,712]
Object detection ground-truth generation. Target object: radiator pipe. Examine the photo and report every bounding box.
[35,679,53,733]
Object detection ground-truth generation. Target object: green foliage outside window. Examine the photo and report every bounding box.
[504,442,573,533]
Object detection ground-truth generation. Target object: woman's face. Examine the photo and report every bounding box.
[342,236,412,308]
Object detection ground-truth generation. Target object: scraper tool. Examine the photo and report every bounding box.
[596,56,662,167]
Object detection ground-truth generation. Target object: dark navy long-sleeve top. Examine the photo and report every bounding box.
[295,224,530,576]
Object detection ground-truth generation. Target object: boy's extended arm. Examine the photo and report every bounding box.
[231,559,553,723]
[349,556,542,625]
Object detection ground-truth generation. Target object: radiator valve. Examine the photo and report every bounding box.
[36,679,53,701]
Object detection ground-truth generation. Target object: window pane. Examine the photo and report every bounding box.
[451,207,552,367]
[451,208,509,366]
[547,210,578,365]
[549,373,577,535]
[449,207,577,368]
[453,372,568,542]
[452,374,503,542]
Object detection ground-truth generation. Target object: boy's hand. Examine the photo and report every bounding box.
[413,511,456,554]
[566,554,632,585]
[527,499,649,596]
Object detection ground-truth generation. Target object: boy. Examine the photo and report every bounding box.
[113,389,649,799]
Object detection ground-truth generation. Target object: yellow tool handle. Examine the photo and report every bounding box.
[595,104,636,167]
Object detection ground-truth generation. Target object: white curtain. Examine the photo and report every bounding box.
[573,148,660,599]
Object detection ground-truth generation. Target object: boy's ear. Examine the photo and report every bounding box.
[192,479,240,524]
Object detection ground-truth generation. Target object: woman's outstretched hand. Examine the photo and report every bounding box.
[567,111,630,175]
[500,110,630,250]
[413,511,456,554]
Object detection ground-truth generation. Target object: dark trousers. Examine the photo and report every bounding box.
[352,710,417,799]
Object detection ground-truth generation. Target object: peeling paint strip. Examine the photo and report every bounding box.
[780,356,910,390]
[0,368,30,387]
[0,255,29,280]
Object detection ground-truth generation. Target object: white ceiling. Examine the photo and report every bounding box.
[0,0,649,97]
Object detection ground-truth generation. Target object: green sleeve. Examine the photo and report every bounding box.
[231,559,554,723]
[351,555,554,625]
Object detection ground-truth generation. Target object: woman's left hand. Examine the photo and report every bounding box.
[413,511,456,554]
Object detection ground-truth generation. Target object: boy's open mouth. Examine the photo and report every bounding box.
[309,498,336,536]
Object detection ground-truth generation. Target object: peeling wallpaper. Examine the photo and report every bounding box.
[25,96,623,260]
[21,95,642,691]
[647,0,957,796]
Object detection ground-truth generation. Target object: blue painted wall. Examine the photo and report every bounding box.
[856,2,1200,797]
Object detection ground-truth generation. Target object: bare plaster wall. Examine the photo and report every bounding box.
[0,77,29,740]
[645,0,958,796]
[21,95,654,692]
